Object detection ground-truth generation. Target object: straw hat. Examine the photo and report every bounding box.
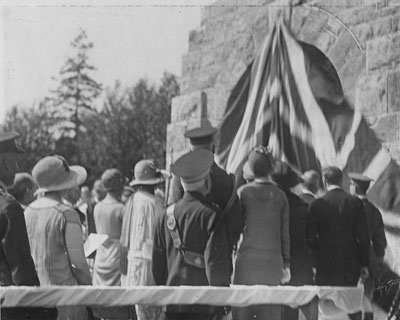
[129,159,168,187]
[32,156,87,194]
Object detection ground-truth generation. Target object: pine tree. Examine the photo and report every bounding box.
[50,29,102,161]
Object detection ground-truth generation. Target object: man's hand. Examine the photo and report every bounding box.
[360,267,369,281]
[281,267,291,284]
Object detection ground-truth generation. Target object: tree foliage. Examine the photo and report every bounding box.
[50,29,102,161]
[2,30,180,186]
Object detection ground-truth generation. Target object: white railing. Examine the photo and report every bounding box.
[0,285,363,315]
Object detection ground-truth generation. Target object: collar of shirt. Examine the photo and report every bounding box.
[326,185,342,192]
[357,194,368,200]
[301,189,316,197]
[254,177,273,184]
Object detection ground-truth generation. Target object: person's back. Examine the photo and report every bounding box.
[152,149,230,320]
[0,192,39,287]
[94,201,124,239]
[155,192,228,288]
[93,168,125,287]
[238,182,287,257]
[307,167,369,288]
[283,190,313,285]
[25,199,80,286]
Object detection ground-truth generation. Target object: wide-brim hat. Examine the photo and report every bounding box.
[33,156,87,194]
[129,159,169,186]
[271,161,303,188]
[0,131,24,153]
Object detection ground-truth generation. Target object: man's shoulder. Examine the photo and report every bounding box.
[178,196,220,217]
[210,163,232,182]
[0,193,22,215]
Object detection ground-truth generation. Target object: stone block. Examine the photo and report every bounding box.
[295,13,329,46]
[166,122,191,155]
[315,0,364,14]
[353,16,395,46]
[388,69,400,112]
[336,6,399,26]
[179,65,222,95]
[338,53,366,105]
[355,72,387,115]
[328,31,362,71]
[367,31,400,70]
[314,29,337,54]
[171,88,229,123]
[367,114,398,142]
[188,27,214,52]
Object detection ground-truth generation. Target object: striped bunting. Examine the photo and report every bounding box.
[215,20,400,213]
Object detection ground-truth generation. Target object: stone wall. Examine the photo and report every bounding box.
[168,0,400,269]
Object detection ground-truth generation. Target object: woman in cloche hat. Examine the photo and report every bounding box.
[120,159,168,320]
[92,168,126,287]
[24,155,91,320]
[233,146,290,320]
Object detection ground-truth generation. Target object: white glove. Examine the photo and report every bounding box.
[281,267,291,284]
[221,311,233,320]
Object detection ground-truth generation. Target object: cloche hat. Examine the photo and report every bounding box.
[129,159,169,186]
[32,156,87,194]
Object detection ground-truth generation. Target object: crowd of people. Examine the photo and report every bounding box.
[0,125,390,320]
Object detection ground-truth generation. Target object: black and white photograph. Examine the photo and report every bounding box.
[1,1,400,319]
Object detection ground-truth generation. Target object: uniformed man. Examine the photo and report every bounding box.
[349,173,387,307]
[0,131,57,320]
[168,126,244,273]
[153,149,231,320]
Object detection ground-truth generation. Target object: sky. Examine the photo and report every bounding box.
[0,1,216,123]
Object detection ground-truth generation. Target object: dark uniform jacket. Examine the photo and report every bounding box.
[306,188,370,286]
[152,191,230,315]
[0,189,39,287]
[282,190,313,285]
[360,197,387,279]
[169,162,244,253]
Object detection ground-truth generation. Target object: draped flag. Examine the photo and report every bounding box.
[215,20,400,214]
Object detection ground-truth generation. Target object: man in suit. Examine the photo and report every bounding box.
[0,131,56,320]
[299,170,320,205]
[168,126,244,273]
[153,149,231,320]
[306,167,370,320]
[349,172,387,319]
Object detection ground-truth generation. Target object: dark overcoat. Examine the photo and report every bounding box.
[152,191,230,316]
[168,162,244,252]
[306,188,370,286]
[361,198,387,279]
[283,190,313,285]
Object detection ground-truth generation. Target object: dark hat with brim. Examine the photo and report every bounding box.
[172,149,214,184]
[348,172,373,184]
[0,131,24,153]
[129,159,169,186]
[272,161,303,188]
[184,126,217,146]
[33,156,87,194]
